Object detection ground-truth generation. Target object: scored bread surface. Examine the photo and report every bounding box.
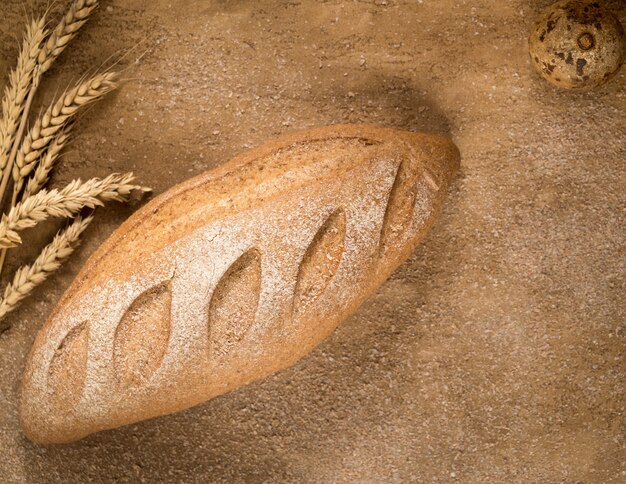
[20,124,460,443]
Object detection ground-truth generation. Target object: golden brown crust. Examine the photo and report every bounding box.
[20,124,459,443]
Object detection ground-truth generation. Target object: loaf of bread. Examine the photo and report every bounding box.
[20,124,459,443]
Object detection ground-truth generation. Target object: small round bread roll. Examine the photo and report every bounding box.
[529,0,625,90]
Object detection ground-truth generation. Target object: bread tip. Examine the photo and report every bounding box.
[401,131,461,187]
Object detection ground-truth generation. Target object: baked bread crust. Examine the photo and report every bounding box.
[20,124,460,443]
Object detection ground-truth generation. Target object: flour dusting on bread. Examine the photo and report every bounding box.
[21,125,460,443]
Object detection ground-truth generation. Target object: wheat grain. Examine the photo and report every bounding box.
[12,71,118,193]
[0,173,147,248]
[0,17,47,172]
[22,127,72,199]
[0,215,92,325]
[38,0,99,74]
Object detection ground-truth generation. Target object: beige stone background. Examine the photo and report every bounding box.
[0,0,624,482]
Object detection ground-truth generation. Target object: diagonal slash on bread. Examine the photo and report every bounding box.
[20,124,460,443]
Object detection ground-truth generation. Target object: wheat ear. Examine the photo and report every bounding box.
[0,17,47,173]
[0,173,147,248]
[12,71,118,195]
[38,0,100,75]
[0,215,92,326]
[0,1,100,209]
[22,128,72,199]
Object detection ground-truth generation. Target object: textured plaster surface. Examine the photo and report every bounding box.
[0,0,624,482]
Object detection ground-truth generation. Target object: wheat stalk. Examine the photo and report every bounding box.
[0,2,150,332]
[38,0,100,75]
[0,215,92,326]
[12,71,118,195]
[0,17,47,172]
[22,127,72,199]
[0,1,102,211]
[0,173,147,248]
